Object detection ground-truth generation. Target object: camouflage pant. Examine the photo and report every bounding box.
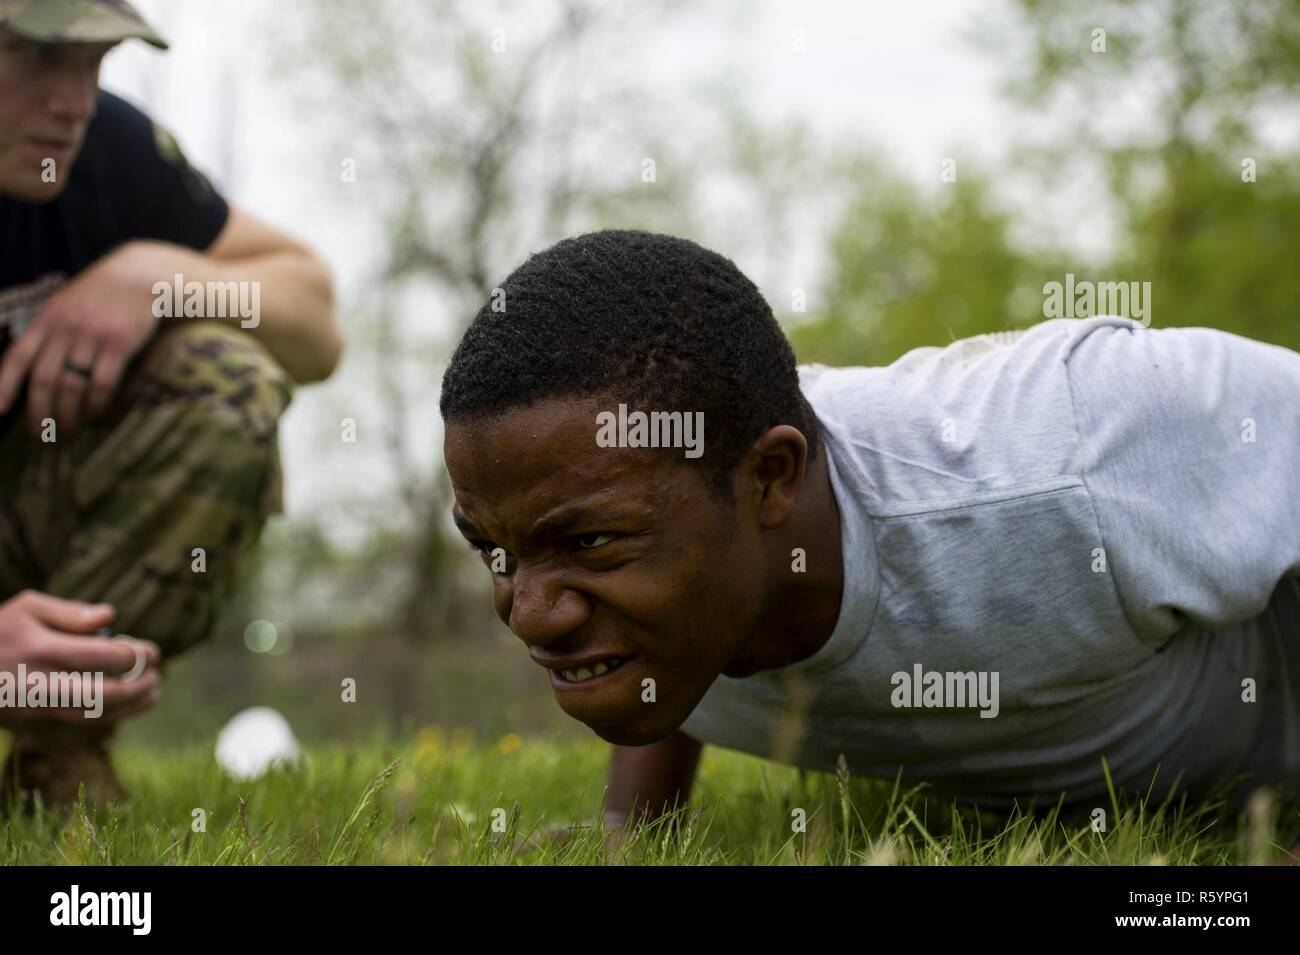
[0,321,292,658]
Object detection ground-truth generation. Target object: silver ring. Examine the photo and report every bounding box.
[64,360,93,377]
[114,638,149,681]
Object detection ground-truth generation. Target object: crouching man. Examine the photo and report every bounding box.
[0,0,340,806]
[439,229,1300,837]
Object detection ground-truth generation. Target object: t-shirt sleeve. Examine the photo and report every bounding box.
[92,91,229,251]
[1065,319,1300,642]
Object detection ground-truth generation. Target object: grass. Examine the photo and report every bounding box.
[2,730,1298,865]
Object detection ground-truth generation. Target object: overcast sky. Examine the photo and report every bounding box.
[102,0,1014,273]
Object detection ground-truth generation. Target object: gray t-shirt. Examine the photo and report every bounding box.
[681,316,1300,809]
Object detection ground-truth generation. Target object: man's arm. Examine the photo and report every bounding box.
[604,730,703,829]
[139,205,340,384]
[1065,322,1300,641]
[0,206,339,430]
[201,206,340,383]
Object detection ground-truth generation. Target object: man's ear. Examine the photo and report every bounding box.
[747,425,808,528]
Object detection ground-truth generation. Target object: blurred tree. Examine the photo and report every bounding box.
[985,0,1300,346]
[276,0,754,651]
[787,158,1033,366]
[796,0,1300,369]
[1123,150,1300,349]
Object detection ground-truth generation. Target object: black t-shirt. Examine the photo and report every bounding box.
[0,89,229,297]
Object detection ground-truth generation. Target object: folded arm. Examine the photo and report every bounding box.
[0,205,339,432]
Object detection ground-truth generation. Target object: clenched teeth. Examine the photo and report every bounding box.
[558,657,627,683]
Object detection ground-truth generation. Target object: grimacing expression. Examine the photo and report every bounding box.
[444,395,769,746]
[0,29,115,202]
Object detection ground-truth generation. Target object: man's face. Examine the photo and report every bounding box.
[445,395,767,746]
[0,28,115,201]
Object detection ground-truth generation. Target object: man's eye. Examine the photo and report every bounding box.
[574,533,617,549]
[470,542,514,573]
[15,44,59,69]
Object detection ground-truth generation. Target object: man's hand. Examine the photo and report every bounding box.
[0,241,162,433]
[0,590,162,728]
[0,209,340,422]
[519,812,636,858]
[519,734,705,857]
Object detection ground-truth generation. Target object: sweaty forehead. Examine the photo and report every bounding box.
[444,396,676,523]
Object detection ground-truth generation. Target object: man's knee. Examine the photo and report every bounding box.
[88,321,293,525]
[42,323,295,656]
[122,321,293,446]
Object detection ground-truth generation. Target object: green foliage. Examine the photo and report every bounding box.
[795,0,1300,366]
[1116,148,1300,350]
[997,0,1300,347]
[988,0,1300,125]
[788,160,1034,366]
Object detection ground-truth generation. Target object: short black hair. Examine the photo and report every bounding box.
[439,229,819,497]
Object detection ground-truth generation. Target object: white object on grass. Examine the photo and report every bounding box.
[215,706,302,780]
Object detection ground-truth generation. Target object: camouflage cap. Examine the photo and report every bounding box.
[0,0,167,50]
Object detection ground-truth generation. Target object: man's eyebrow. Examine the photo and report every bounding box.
[453,501,646,547]
[529,504,632,541]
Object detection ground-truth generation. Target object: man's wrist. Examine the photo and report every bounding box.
[602,808,632,830]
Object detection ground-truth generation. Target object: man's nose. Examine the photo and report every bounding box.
[45,65,99,123]
[503,565,588,646]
